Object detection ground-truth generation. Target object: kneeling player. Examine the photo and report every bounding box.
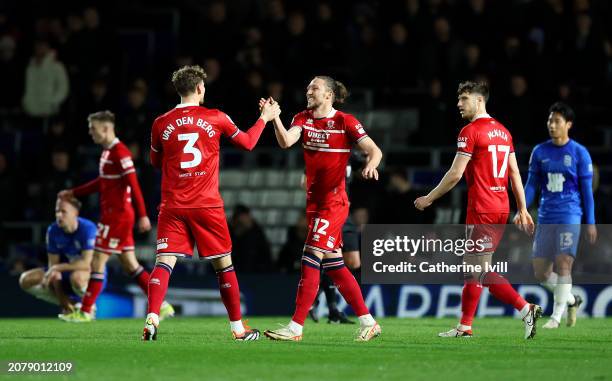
[19,198,98,315]
[519,102,596,328]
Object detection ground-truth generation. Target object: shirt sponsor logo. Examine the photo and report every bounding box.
[490,186,506,192]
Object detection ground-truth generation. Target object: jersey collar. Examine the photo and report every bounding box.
[472,113,491,121]
[175,103,199,108]
[106,137,119,149]
[312,107,337,120]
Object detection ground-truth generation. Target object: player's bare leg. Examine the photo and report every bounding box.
[209,255,260,341]
[69,270,90,297]
[19,268,61,306]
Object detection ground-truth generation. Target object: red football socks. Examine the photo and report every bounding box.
[292,252,322,325]
[483,272,528,310]
[81,272,105,314]
[130,266,150,295]
[323,259,369,316]
[147,263,172,315]
[216,265,242,322]
[460,280,483,326]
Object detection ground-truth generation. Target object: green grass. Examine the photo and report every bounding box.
[1,317,611,381]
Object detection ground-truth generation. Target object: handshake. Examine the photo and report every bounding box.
[258,97,281,123]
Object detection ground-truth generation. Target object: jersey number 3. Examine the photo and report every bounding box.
[178,133,202,169]
[488,145,510,178]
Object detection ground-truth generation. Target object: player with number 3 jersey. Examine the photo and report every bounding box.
[143,65,280,341]
[415,81,542,339]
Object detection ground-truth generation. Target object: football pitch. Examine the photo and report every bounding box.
[2,317,611,381]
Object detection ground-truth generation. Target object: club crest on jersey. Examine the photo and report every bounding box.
[109,238,119,249]
[306,119,314,125]
[327,120,335,128]
[564,155,572,167]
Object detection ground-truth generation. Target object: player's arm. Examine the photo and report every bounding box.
[59,177,100,199]
[123,169,151,232]
[228,101,280,151]
[523,148,540,209]
[48,250,93,273]
[414,153,470,210]
[259,98,301,148]
[356,137,382,180]
[43,253,61,289]
[578,148,597,243]
[150,119,163,168]
[508,152,535,235]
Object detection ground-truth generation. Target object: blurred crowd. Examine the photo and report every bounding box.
[1,0,612,271]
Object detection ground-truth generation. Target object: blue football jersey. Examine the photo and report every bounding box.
[46,217,97,261]
[528,139,593,222]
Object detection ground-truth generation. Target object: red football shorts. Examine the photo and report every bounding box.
[95,212,135,255]
[304,200,349,254]
[465,212,509,254]
[156,207,232,259]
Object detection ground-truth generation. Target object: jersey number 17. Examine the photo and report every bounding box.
[488,145,510,178]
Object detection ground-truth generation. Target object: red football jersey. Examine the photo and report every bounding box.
[151,104,240,209]
[290,108,369,207]
[98,139,139,217]
[456,114,514,214]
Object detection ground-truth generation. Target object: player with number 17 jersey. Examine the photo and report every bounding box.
[457,114,515,251]
[457,115,514,216]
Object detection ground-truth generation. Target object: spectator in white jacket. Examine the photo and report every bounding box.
[22,40,69,118]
